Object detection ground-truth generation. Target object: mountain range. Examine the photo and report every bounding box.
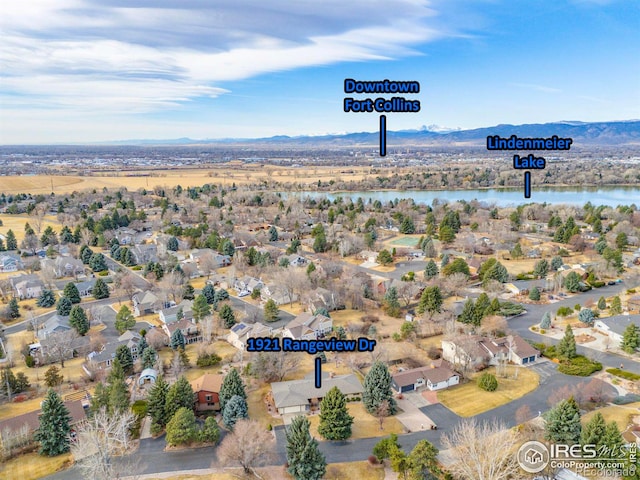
[106,120,640,147]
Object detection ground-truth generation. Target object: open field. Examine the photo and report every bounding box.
[437,366,540,417]
[583,402,640,431]
[144,462,384,480]
[306,402,404,440]
[0,213,61,242]
[0,166,377,196]
[0,451,72,480]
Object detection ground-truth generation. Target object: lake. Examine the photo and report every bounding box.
[287,186,640,207]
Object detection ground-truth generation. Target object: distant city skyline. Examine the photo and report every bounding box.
[1,0,639,144]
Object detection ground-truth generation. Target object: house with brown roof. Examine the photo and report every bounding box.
[162,318,201,344]
[190,373,224,411]
[391,361,460,393]
[0,399,87,449]
[442,334,539,371]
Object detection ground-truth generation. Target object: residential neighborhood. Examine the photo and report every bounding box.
[0,168,639,480]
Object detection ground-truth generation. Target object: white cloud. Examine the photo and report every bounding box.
[0,0,445,116]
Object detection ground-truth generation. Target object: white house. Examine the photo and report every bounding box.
[227,322,273,350]
[391,361,459,393]
[270,373,363,415]
[159,300,193,324]
[11,274,45,299]
[0,253,22,273]
[282,312,333,341]
[594,314,639,346]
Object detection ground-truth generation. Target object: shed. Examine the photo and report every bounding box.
[138,368,158,386]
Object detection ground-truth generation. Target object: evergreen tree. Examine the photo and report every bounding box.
[602,421,624,452]
[165,375,196,420]
[564,271,582,292]
[544,397,581,445]
[69,305,89,336]
[540,312,552,329]
[551,256,564,271]
[192,294,211,322]
[44,365,63,388]
[89,252,107,272]
[581,412,607,447]
[268,225,278,241]
[199,416,220,444]
[442,257,470,276]
[334,325,347,340]
[423,259,438,280]
[92,278,110,299]
[438,225,456,243]
[114,305,135,334]
[219,304,236,328]
[373,433,401,462]
[147,375,170,433]
[5,229,17,250]
[34,389,71,456]
[416,286,443,316]
[400,216,416,234]
[620,323,639,354]
[182,283,195,300]
[56,296,72,316]
[219,368,246,412]
[165,407,198,446]
[597,296,607,310]
[202,283,216,304]
[213,288,229,303]
[458,298,477,325]
[170,329,186,350]
[106,359,130,414]
[422,237,436,258]
[383,286,402,317]
[138,335,148,356]
[0,237,4,251]
[167,236,179,252]
[63,282,81,304]
[318,386,354,440]
[474,293,491,320]
[510,243,524,259]
[362,361,397,415]
[408,439,440,480]
[529,286,541,301]
[482,261,509,284]
[610,296,622,315]
[578,308,595,325]
[286,415,326,480]
[222,394,249,429]
[36,289,56,308]
[376,249,393,265]
[558,325,577,359]
[533,259,550,278]
[141,347,157,369]
[8,297,20,318]
[264,298,279,322]
[115,344,134,374]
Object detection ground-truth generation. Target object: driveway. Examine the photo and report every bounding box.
[395,395,435,432]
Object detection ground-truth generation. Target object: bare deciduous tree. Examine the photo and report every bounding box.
[45,329,80,368]
[441,418,519,480]
[217,419,276,478]
[71,407,140,480]
[158,271,184,304]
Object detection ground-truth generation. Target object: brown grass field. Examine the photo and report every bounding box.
[437,366,540,417]
[0,165,377,196]
[0,451,72,480]
[306,402,404,440]
[0,213,61,242]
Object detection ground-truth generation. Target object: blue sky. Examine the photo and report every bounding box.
[1,0,638,144]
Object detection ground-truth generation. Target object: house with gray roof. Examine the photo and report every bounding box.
[10,274,44,299]
[75,278,97,297]
[85,330,143,370]
[159,300,193,324]
[270,372,363,415]
[0,253,22,273]
[37,314,71,340]
[133,290,160,317]
[282,312,332,341]
[594,314,639,347]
